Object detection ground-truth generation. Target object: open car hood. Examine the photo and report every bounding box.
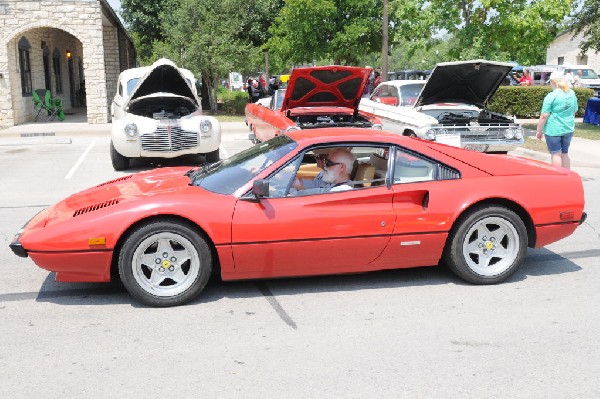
[416,60,513,108]
[281,66,371,112]
[125,58,199,109]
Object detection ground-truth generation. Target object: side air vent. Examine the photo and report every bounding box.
[73,199,120,217]
[438,165,460,180]
[96,175,133,187]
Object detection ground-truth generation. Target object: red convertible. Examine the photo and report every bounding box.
[245,65,382,143]
[10,129,586,307]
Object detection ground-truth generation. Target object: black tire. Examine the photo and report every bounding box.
[204,149,220,163]
[443,205,527,284]
[405,131,417,138]
[118,220,212,307]
[110,141,130,171]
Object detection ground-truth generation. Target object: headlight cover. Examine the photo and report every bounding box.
[200,119,212,133]
[124,123,138,138]
[504,128,515,140]
[425,129,437,140]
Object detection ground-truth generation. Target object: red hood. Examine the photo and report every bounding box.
[281,65,372,112]
[43,167,193,227]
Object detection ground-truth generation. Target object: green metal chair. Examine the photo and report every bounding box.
[44,90,65,121]
[32,89,64,121]
[32,89,47,121]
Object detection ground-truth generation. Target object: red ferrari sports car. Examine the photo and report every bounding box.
[10,128,586,307]
[245,65,382,143]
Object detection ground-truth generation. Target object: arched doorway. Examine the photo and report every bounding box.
[6,26,87,124]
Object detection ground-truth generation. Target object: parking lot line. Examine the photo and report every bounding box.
[64,139,96,179]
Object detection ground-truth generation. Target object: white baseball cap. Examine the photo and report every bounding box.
[547,71,564,82]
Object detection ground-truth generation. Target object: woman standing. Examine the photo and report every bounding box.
[536,71,579,169]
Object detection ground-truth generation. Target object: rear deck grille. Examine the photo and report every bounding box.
[141,123,198,152]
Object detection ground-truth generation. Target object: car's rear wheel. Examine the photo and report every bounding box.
[118,221,212,307]
[405,130,417,138]
[204,149,220,163]
[443,205,527,284]
[110,141,130,171]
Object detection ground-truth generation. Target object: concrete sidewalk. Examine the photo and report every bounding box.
[2,119,599,168]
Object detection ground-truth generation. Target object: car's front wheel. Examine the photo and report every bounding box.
[118,220,212,307]
[110,141,130,171]
[443,205,527,284]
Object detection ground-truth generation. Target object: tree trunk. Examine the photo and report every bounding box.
[381,0,388,82]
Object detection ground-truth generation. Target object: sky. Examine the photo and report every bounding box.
[107,0,121,13]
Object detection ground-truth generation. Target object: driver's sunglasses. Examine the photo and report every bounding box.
[324,159,341,168]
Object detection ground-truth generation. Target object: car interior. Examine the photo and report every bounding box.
[265,145,442,198]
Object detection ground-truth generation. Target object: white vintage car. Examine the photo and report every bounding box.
[359,59,524,153]
[110,58,221,171]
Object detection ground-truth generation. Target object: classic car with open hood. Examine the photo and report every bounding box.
[359,60,524,153]
[110,58,220,171]
[245,65,382,143]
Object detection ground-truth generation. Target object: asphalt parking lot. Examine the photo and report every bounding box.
[1,123,599,398]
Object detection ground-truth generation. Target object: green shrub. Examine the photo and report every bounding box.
[217,87,248,115]
[489,86,594,118]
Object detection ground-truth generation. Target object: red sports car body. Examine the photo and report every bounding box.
[245,65,382,142]
[11,129,586,307]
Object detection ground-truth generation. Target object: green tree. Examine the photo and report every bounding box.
[121,0,172,63]
[420,0,574,65]
[267,0,388,66]
[569,0,600,53]
[158,0,252,110]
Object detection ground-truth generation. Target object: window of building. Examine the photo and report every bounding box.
[18,37,32,96]
[558,57,564,65]
[52,48,63,94]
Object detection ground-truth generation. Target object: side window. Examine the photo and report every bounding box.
[399,84,424,106]
[267,145,389,198]
[369,85,384,100]
[268,157,302,197]
[393,148,437,184]
[118,82,123,97]
[371,85,399,106]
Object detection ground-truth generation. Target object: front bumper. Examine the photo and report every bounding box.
[9,231,28,258]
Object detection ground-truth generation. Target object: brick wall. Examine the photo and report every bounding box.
[0,0,134,127]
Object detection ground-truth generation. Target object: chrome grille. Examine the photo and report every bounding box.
[141,123,198,152]
[439,124,519,141]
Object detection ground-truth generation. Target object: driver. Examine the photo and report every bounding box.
[293,148,354,194]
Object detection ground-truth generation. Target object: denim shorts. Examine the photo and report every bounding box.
[545,133,573,154]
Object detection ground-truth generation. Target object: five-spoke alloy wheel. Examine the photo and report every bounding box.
[444,205,527,284]
[119,220,212,307]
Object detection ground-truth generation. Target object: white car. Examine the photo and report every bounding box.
[110,58,221,171]
[359,59,524,153]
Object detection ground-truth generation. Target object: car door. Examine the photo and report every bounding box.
[230,147,396,279]
[370,146,458,269]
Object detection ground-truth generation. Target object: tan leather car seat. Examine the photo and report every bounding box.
[353,163,376,187]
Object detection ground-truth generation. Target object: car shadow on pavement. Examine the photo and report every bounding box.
[29,246,583,307]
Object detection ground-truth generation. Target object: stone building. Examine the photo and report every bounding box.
[0,0,135,127]
[546,30,600,72]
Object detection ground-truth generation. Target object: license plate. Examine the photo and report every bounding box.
[464,144,489,152]
[435,134,461,148]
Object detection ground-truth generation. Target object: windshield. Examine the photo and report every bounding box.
[127,78,140,96]
[566,69,598,79]
[191,135,298,194]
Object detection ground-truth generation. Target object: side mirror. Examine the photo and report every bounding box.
[241,179,269,202]
[252,179,269,198]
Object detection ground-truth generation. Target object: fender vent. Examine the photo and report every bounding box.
[96,175,133,187]
[73,199,120,217]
